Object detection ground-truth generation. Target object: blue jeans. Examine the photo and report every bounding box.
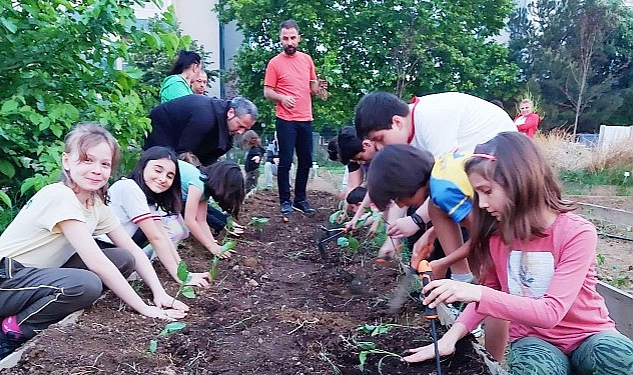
[275,118,313,204]
[507,331,633,375]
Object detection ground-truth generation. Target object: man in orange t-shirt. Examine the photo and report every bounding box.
[264,19,326,216]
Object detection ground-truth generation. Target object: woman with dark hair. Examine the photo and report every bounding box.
[160,50,201,103]
[179,159,245,259]
[97,146,210,287]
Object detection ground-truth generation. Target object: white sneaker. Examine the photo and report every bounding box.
[471,323,484,338]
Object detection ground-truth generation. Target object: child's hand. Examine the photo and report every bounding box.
[366,218,379,238]
[410,227,436,268]
[209,243,231,259]
[422,279,482,308]
[403,337,456,363]
[386,216,420,238]
[251,155,261,163]
[186,272,211,288]
[142,306,188,321]
[153,292,190,312]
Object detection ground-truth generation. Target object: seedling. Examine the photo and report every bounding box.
[354,340,403,373]
[209,240,236,281]
[247,217,269,238]
[356,323,409,337]
[148,321,186,354]
[175,261,196,299]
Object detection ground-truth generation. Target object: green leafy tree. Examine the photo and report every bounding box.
[216,0,520,134]
[0,0,192,208]
[508,0,633,133]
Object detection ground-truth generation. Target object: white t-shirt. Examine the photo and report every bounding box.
[409,92,517,156]
[0,182,119,268]
[96,178,161,242]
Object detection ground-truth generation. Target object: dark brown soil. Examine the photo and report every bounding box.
[2,190,491,375]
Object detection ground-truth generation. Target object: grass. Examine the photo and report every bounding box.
[536,131,633,195]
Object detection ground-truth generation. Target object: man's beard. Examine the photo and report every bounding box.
[284,46,297,55]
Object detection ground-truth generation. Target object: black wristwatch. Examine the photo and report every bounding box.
[410,212,425,229]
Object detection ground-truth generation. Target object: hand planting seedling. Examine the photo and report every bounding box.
[209,240,236,281]
[149,321,186,354]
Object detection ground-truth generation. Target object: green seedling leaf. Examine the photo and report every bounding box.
[329,210,346,224]
[348,237,360,251]
[356,324,377,334]
[149,339,158,353]
[337,237,349,247]
[181,285,196,299]
[221,240,236,253]
[356,341,376,350]
[0,190,11,208]
[176,260,189,282]
[371,325,392,336]
[159,321,186,337]
[358,351,369,371]
[209,257,220,280]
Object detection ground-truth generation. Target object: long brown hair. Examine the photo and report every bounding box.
[465,132,575,273]
[60,123,120,204]
[199,161,244,218]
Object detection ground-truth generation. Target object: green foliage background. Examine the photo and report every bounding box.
[216,0,521,135]
[0,0,194,210]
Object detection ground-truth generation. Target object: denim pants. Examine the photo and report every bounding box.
[507,331,633,374]
[275,118,313,204]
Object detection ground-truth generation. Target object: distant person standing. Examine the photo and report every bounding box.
[160,50,201,103]
[514,98,541,138]
[263,19,327,217]
[192,70,208,95]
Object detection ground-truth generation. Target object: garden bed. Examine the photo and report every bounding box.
[1,190,491,375]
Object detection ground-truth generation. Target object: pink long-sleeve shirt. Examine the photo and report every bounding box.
[457,212,616,354]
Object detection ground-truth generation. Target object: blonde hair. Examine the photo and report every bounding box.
[520,98,534,107]
[60,123,120,203]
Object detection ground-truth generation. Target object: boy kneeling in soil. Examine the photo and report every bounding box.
[366,144,507,361]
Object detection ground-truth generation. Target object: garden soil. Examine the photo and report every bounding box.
[2,188,631,374]
[1,190,491,375]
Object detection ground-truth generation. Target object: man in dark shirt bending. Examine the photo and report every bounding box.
[144,95,258,166]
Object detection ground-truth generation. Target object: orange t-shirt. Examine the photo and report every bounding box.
[264,51,317,121]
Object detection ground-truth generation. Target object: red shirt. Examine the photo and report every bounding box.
[514,112,540,138]
[264,51,317,121]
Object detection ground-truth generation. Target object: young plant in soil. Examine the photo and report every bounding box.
[247,217,269,239]
[354,340,404,373]
[148,321,186,354]
[175,261,196,300]
[209,240,236,282]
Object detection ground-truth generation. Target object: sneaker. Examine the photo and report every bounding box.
[446,303,483,337]
[280,201,293,215]
[293,200,316,215]
[471,323,484,338]
[0,331,24,360]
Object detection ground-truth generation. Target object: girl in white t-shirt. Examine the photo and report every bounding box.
[0,124,188,360]
[103,146,210,287]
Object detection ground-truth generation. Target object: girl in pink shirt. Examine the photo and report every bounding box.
[403,132,633,374]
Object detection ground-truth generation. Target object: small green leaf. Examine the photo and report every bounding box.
[221,240,236,253]
[176,261,189,282]
[358,351,369,371]
[1,18,17,33]
[1,100,18,113]
[348,237,360,251]
[336,237,349,247]
[159,321,186,337]
[181,286,196,299]
[149,339,158,353]
[0,160,15,179]
[0,190,12,209]
[357,341,376,350]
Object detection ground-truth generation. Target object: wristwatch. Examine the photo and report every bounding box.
[410,212,425,230]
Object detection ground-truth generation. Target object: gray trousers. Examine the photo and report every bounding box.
[0,248,135,339]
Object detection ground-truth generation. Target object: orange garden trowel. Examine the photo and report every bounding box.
[386,243,433,313]
[316,225,349,258]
